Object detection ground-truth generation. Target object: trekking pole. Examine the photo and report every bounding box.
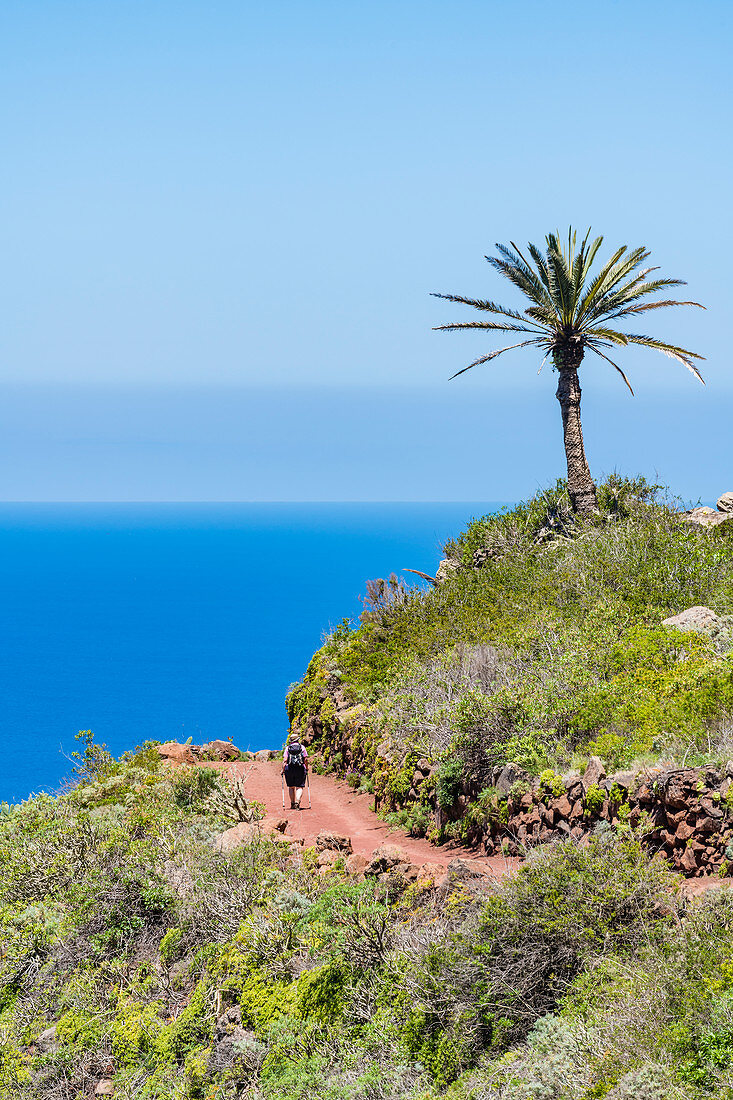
[307,772,311,809]
[281,773,285,811]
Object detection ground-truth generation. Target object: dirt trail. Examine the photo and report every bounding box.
[217,759,516,878]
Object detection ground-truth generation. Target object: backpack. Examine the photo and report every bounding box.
[287,741,304,767]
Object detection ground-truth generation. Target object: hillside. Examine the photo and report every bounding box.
[5,479,733,1099]
[287,477,733,846]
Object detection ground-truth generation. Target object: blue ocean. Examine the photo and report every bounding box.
[0,503,502,803]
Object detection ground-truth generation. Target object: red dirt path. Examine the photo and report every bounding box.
[217,759,517,878]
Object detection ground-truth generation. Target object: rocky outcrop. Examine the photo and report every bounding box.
[662,606,733,651]
[436,558,461,583]
[682,495,733,529]
[316,831,352,853]
[662,606,721,634]
[157,741,281,765]
[215,821,304,853]
[202,739,241,761]
[158,741,202,765]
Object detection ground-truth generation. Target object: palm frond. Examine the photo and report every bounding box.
[588,347,635,395]
[524,304,561,329]
[585,327,629,346]
[430,293,544,329]
[601,298,705,321]
[575,246,644,323]
[591,280,698,321]
[545,234,575,324]
[525,242,555,301]
[577,234,604,290]
[587,275,685,321]
[489,244,553,310]
[448,339,544,379]
[620,334,706,382]
[434,320,540,334]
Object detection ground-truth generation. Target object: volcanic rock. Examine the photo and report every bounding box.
[158,741,200,765]
[316,831,352,853]
[583,755,606,790]
[202,739,240,761]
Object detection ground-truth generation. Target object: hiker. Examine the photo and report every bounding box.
[282,734,309,809]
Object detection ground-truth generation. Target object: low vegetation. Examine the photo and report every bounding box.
[4,734,733,1098]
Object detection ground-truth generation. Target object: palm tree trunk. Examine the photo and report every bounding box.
[555,346,597,515]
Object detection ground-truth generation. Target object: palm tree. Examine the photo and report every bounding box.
[433,229,704,515]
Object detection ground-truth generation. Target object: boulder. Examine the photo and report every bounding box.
[364,845,408,875]
[606,770,638,795]
[436,858,487,892]
[495,763,529,796]
[662,605,721,634]
[717,492,733,513]
[684,507,732,529]
[202,739,240,761]
[565,776,584,801]
[345,853,370,876]
[316,831,352,853]
[436,558,461,583]
[700,796,723,819]
[583,756,606,791]
[219,824,300,859]
[36,1026,58,1053]
[94,1084,115,1098]
[254,749,271,761]
[679,847,698,874]
[569,801,585,823]
[415,863,440,885]
[158,741,199,765]
[317,849,340,868]
[695,814,720,834]
[215,823,260,852]
[554,794,572,818]
[663,776,692,810]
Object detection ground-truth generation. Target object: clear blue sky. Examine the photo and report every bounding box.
[1,0,730,501]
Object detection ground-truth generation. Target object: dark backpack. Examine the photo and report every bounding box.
[287,741,304,767]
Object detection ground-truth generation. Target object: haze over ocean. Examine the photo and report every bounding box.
[0,502,503,804]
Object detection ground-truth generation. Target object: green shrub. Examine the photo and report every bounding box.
[538,769,565,798]
[584,783,606,815]
[55,1007,103,1051]
[160,926,184,965]
[172,766,222,809]
[436,758,464,809]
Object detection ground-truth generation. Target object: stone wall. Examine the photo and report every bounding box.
[478,759,733,879]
